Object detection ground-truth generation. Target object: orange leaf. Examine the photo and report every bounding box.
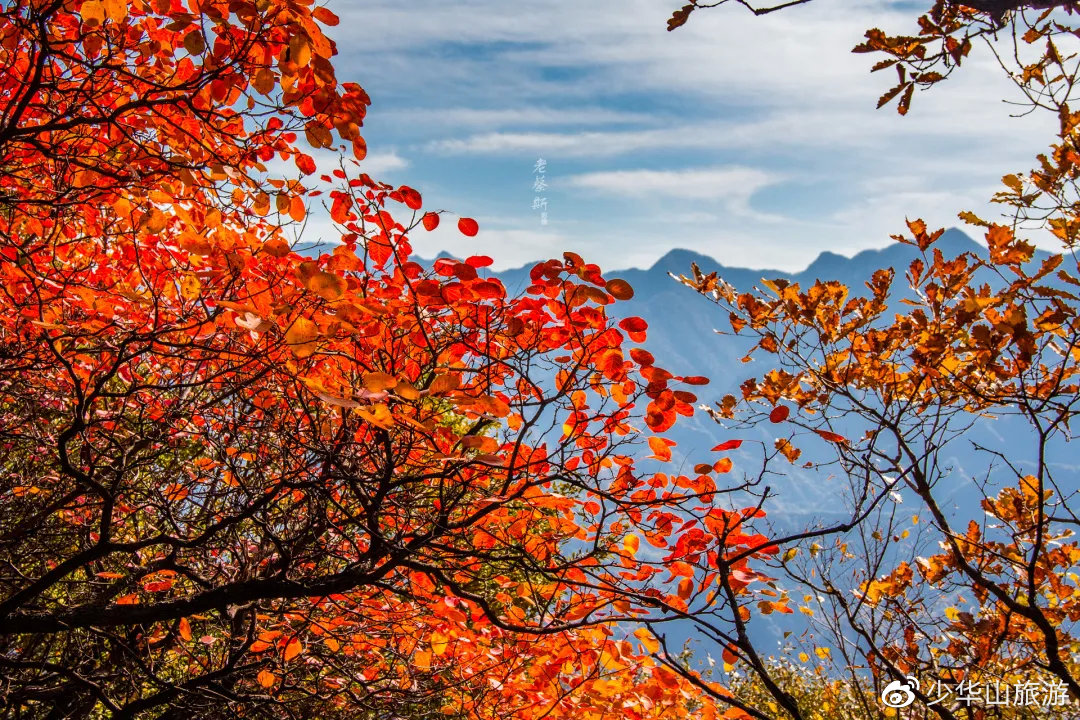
[283,637,303,662]
[429,373,460,395]
[285,317,319,358]
[102,0,126,22]
[313,6,340,25]
[305,271,345,301]
[80,0,105,25]
[178,618,192,642]
[634,627,660,654]
[815,429,848,444]
[648,436,673,462]
[362,372,397,392]
[288,196,306,222]
[257,669,276,688]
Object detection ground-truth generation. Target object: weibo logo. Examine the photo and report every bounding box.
[880,676,919,709]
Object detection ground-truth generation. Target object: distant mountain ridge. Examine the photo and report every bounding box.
[477,229,1067,518]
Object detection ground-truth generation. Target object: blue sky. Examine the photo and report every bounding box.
[318,0,1056,272]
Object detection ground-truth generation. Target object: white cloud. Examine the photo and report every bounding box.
[564,166,780,222]
[424,127,705,157]
[355,151,410,175]
[388,106,654,128]
[325,0,1064,271]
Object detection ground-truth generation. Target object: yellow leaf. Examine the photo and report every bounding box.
[362,372,397,392]
[394,381,421,401]
[430,632,449,656]
[815,647,831,659]
[180,274,201,300]
[283,637,303,662]
[285,317,319,358]
[623,534,639,554]
[798,652,809,663]
[80,0,105,24]
[634,628,660,654]
[102,0,126,22]
[356,404,394,429]
[289,34,312,67]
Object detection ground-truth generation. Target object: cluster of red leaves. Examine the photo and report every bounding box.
[0,1,777,717]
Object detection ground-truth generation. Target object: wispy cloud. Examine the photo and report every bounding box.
[563,166,781,222]
[424,127,711,157]
[357,151,410,175]
[388,106,655,129]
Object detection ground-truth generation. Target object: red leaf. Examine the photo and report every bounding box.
[630,348,655,366]
[458,217,479,236]
[682,376,709,385]
[422,212,440,231]
[605,278,634,301]
[465,255,493,268]
[769,406,790,423]
[295,153,316,175]
[712,440,742,452]
[619,316,648,333]
[399,186,422,210]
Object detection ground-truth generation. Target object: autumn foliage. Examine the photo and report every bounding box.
[0,0,789,718]
[659,1,1080,718]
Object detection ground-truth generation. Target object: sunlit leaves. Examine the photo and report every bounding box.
[0,1,772,716]
[79,0,105,24]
